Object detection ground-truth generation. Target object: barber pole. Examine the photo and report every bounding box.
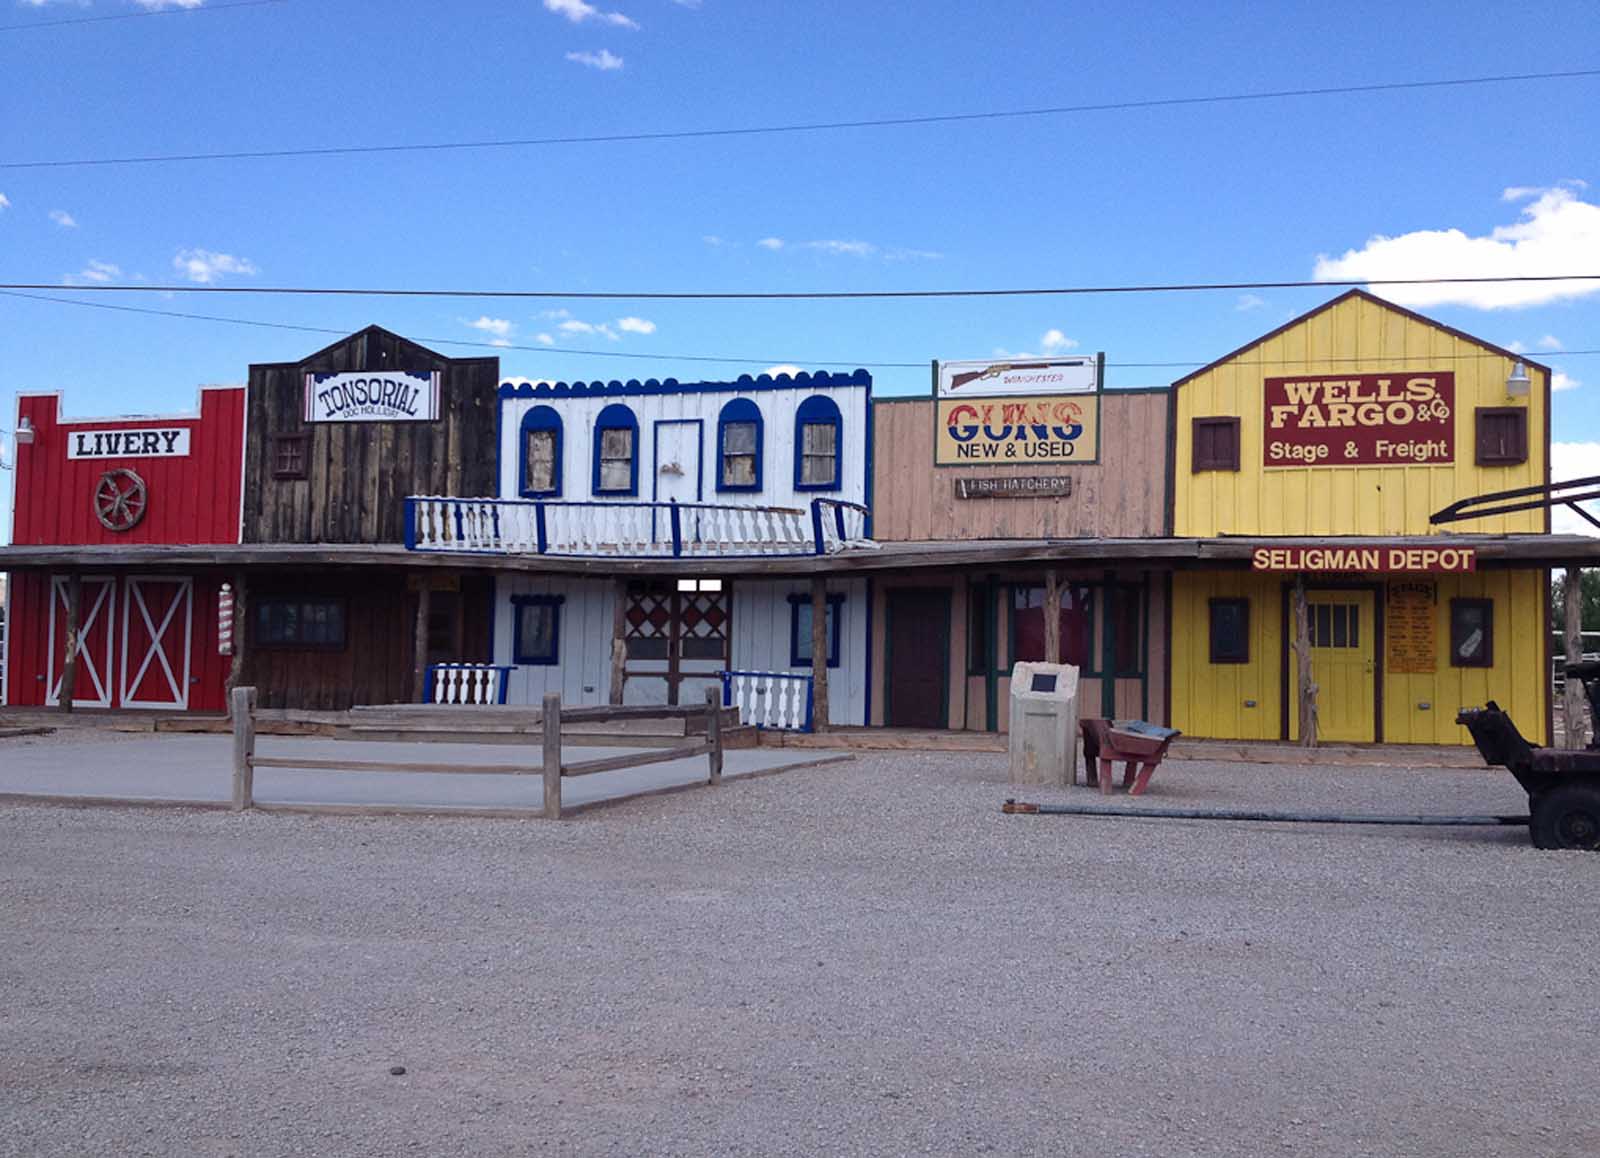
[218,583,234,656]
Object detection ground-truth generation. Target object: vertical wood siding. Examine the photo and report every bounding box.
[1174,293,1549,537]
[11,388,245,546]
[868,391,1170,541]
[242,328,499,544]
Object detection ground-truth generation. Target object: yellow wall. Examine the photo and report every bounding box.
[1174,292,1548,538]
[1170,570,1548,745]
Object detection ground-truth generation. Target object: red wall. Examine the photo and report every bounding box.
[11,387,244,546]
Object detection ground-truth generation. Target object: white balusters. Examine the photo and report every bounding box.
[720,670,814,731]
[427,664,508,705]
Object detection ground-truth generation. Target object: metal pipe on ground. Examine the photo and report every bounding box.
[1001,799,1529,827]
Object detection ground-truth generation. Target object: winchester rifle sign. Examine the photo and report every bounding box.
[304,370,442,423]
[936,356,1100,398]
[1263,371,1455,467]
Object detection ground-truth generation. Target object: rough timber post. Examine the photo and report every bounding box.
[59,573,82,713]
[411,578,432,704]
[1293,574,1318,748]
[225,570,248,701]
[542,692,563,819]
[810,576,830,733]
[705,686,723,785]
[1565,566,1588,749]
[609,580,628,705]
[230,686,256,811]
[1043,568,1061,665]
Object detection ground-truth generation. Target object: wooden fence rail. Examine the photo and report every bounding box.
[229,685,725,819]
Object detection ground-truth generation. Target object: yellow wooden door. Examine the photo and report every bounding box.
[1290,591,1377,743]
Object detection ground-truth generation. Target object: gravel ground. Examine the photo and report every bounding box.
[1,750,1595,1157]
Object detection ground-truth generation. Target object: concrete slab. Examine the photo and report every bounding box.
[0,733,846,815]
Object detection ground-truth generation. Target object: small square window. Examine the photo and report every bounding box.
[254,597,345,649]
[800,422,838,487]
[789,593,843,667]
[273,434,308,480]
[598,427,634,492]
[1209,598,1249,663]
[513,596,563,665]
[1192,417,1240,472]
[1450,598,1493,668]
[721,421,758,488]
[1475,408,1527,466]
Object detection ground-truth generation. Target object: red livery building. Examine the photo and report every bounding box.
[4,387,245,711]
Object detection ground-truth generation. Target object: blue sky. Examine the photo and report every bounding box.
[2,0,1598,536]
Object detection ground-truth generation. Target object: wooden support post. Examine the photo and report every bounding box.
[609,580,628,706]
[59,573,83,713]
[411,578,432,704]
[1564,566,1588,750]
[810,576,830,733]
[225,570,247,701]
[1043,568,1061,665]
[231,685,256,811]
[706,685,723,785]
[1293,575,1318,748]
[542,692,563,819]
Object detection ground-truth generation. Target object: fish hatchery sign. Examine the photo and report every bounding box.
[1263,371,1454,467]
[304,370,441,423]
[954,475,1073,500]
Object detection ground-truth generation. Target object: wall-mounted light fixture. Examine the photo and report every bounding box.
[1506,361,1531,398]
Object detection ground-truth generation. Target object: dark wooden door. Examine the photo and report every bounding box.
[886,588,949,728]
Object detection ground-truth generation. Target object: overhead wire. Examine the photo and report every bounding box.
[4,288,1594,374]
[2,67,1597,169]
[0,0,285,34]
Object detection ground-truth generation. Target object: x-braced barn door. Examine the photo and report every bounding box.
[46,576,116,709]
[621,579,730,706]
[120,577,194,710]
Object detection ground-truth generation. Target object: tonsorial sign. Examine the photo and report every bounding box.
[67,427,191,459]
[1263,372,1454,467]
[936,396,1099,466]
[304,370,441,423]
[1251,546,1476,573]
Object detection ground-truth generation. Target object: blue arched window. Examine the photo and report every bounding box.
[592,402,639,496]
[716,398,764,492]
[794,394,842,491]
[518,405,562,497]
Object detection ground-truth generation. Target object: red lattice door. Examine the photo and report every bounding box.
[622,580,730,706]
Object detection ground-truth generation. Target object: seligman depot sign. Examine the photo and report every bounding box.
[1263,371,1454,467]
[304,370,442,423]
[1251,545,1476,573]
[935,396,1099,466]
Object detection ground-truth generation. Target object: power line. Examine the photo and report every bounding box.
[4,287,1595,374]
[1,273,1597,302]
[3,67,1597,169]
[0,0,285,34]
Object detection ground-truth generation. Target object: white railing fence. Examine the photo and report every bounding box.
[425,663,514,705]
[719,670,814,731]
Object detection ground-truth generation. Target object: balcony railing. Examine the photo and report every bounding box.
[405,496,870,558]
[720,670,814,731]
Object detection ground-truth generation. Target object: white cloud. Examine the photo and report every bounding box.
[764,364,804,378]
[558,318,620,340]
[701,235,725,247]
[1039,329,1078,353]
[616,316,656,335]
[0,193,10,212]
[536,308,572,320]
[1553,371,1580,392]
[65,259,121,285]
[134,0,206,9]
[1507,340,1528,353]
[883,246,943,261]
[49,209,77,229]
[489,339,512,348]
[1236,293,1267,311]
[465,316,513,338]
[544,0,637,29]
[756,237,785,250]
[1313,185,1600,309]
[535,333,555,346]
[802,239,875,257]
[1537,334,1564,350]
[172,248,258,284]
[1552,441,1600,536]
[565,48,624,70]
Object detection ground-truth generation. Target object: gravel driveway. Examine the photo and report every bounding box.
[1,751,1594,1157]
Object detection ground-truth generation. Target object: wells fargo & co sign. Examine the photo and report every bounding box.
[1251,545,1476,573]
[935,396,1099,466]
[1263,371,1454,467]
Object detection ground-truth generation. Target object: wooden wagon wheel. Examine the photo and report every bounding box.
[94,468,148,531]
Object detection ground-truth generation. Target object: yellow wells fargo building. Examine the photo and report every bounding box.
[1168,290,1552,745]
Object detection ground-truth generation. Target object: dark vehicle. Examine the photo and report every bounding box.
[1457,661,1600,850]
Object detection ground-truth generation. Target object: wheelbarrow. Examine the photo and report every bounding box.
[1079,718,1182,796]
[1457,660,1600,850]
